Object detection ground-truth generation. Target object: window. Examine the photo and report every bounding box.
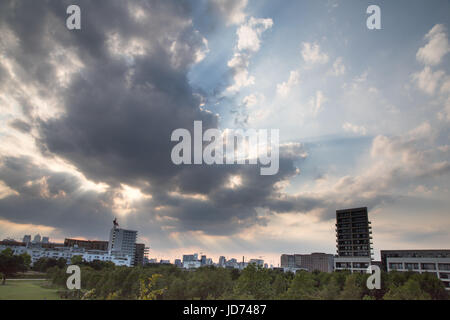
[336,262,350,268]
[405,263,419,270]
[421,263,436,270]
[353,263,369,268]
[438,263,450,271]
[389,263,403,270]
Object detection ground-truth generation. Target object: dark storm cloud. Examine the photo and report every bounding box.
[0,156,113,237]
[0,0,329,239]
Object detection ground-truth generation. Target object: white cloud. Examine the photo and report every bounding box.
[438,96,450,122]
[309,90,326,117]
[212,0,248,26]
[407,121,432,139]
[440,76,450,93]
[416,24,450,66]
[236,17,273,52]
[242,93,264,108]
[329,57,346,76]
[301,42,329,65]
[342,122,367,136]
[226,53,255,93]
[412,66,444,95]
[276,70,300,97]
[225,17,273,94]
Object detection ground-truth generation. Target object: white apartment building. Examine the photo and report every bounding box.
[0,243,133,267]
[334,256,371,273]
[382,250,450,291]
[108,226,137,259]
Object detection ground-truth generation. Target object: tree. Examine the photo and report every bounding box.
[286,271,318,300]
[20,253,31,269]
[412,272,448,300]
[139,274,166,300]
[318,276,341,300]
[0,249,28,284]
[272,274,289,298]
[383,278,431,300]
[187,267,233,300]
[339,273,364,300]
[71,255,83,265]
[235,264,273,299]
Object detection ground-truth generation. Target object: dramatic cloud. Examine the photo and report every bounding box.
[0,1,449,261]
[0,1,313,248]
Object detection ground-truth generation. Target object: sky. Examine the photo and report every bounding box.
[0,0,449,266]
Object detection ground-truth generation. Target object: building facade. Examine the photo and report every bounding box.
[334,207,373,273]
[133,243,149,266]
[108,226,137,260]
[381,250,450,290]
[64,238,109,251]
[281,253,334,273]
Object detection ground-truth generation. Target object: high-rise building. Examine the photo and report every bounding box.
[133,243,149,267]
[334,207,373,273]
[218,256,226,267]
[42,237,49,243]
[108,223,137,260]
[22,235,31,244]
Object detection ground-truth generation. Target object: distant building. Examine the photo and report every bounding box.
[33,234,41,243]
[381,249,450,290]
[0,244,132,267]
[42,237,49,243]
[108,222,137,261]
[249,259,264,267]
[183,254,198,263]
[22,235,31,244]
[281,254,296,268]
[182,254,201,269]
[133,243,149,267]
[64,238,109,251]
[281,253,334,273]
[218,256,226,267]
[334,207,373,273]
[174,259,182,268]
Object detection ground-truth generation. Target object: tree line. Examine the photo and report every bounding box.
[45,260,449,300]
[0,250,448,300]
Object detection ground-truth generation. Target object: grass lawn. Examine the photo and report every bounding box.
[0,280,61,300]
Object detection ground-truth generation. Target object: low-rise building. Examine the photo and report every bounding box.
[381,250,450,290]
[281,253,334,273]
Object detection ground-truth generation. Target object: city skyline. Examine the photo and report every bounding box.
[0,1,449,267]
